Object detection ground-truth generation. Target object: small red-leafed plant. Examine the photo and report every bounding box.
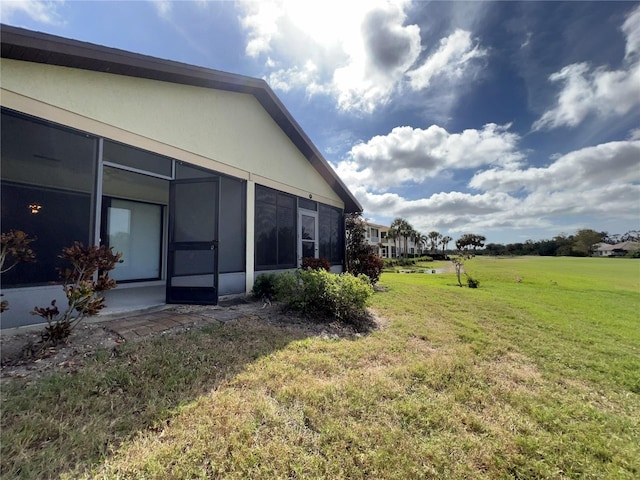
[1,230,37,312]
[301,257,331,271]
[32,242,122,343]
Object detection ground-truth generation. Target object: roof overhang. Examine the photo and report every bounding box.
[0,24,362,213]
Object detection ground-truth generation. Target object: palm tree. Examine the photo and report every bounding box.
[427,231,440,253]
[389,217,414,259]
[440,235,452,254]
[418,234,429,256]
[387,225,400,258]
[411,229,423,256]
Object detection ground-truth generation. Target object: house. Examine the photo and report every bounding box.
[0,25,361,329]
[365,222,391,258]
[364,221,420,258]
[593,241,640,257]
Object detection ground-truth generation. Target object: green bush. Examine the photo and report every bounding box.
[251,273,281,299]
[383,255,433,268]
[466,275,480,288]
[276,269,373,324]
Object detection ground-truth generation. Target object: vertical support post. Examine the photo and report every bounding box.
[93,137,104,247]
[245,178,255,295]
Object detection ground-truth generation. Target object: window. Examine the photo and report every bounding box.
[219,176,246,273]
[101,164,169,282]
[319,204,344,265]
[103,140,173,177]
[1,110,96,286]
[255,185,296,270]
[298,197,317,211]
[102,198,163,281]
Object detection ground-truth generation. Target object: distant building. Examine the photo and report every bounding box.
[364,222,419,258]
[593,241,640,257]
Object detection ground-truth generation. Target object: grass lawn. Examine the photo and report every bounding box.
[2,256,639,479]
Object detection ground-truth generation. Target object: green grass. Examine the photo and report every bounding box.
[2,257,639,479]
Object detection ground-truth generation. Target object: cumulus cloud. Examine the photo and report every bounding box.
[240,1,283,57]
[332,3,421,112]
[237,0,485,113]
[469,140,640,193]
[0,0,63,24]
[335,123,523,191]
[349,133,640,236]
[533,5,640,130]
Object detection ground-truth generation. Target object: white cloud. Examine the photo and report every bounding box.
[336,123,523,191]
[267,61,326,94]
[237,1,485,113]
[351,138,640,237]
[239,1,283,57]
[623,4,640,59]
[407,29,486,90]
[148,0,172,18]
[533,5,640,130]
[469,140,640,193]
[0,0,63,25]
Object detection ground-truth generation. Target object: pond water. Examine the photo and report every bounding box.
[398,268,447,274]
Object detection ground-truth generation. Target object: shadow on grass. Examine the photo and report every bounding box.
[1,312,378,480]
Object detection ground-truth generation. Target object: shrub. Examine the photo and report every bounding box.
[31,242,122,343]
[349,253,384,284]
[466,275,480,288]
[251,273,281,299]
[384,256,434,268]
[1,230,37,312]
[276,269,373,324]
[301,257,331,271]
[345,212,384,284]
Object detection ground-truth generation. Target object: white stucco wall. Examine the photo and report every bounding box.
[0,58,343,207]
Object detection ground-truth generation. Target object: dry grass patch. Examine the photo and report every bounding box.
[3,257,639,479]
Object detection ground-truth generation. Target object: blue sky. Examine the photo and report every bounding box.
[2,0,639,244]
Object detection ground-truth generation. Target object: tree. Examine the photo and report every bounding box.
[387,225,400,258]
[573,229,604,256]
[440,235,452,253]
[452,233,485,287]
[455,233,486,252]
[345,213,384,284]
[411,230,423,255]
[621,230,639,242]
[389,217,415,259]
[345,213,369,272]
[418,234,429,255]
[485,242,506,256]
[427,231,441,253]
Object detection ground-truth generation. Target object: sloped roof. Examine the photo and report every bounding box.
[595,241,640,251]
[0,24,362,213]
[612,241,640,251]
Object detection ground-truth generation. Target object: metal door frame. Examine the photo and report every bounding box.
[166,177,219,304]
